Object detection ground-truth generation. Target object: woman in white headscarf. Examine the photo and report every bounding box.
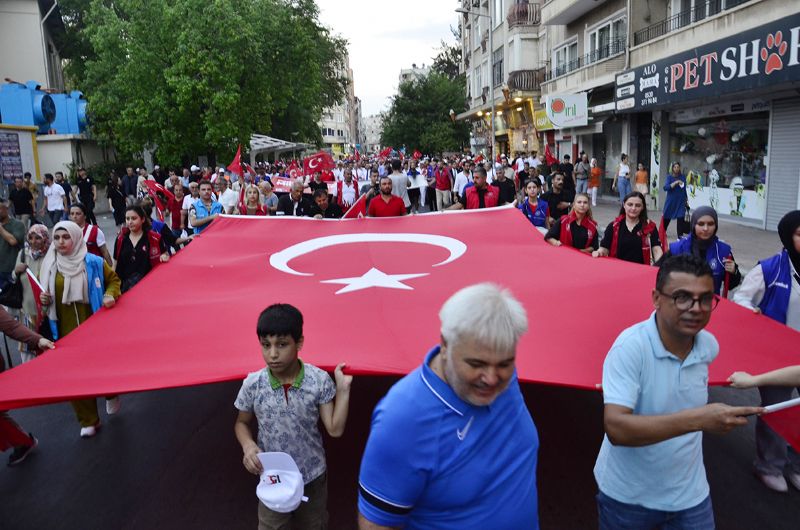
[13,223,51,363]
[39,221,121,438]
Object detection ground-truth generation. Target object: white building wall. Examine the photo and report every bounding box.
[0,1,63,89]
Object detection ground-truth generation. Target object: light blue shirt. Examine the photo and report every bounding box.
[594,312,718,511]
[358,346,539,529]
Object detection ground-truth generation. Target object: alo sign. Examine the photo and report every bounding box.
[545,94,588,128]
[615,13,800,112]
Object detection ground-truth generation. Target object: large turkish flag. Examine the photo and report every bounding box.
[0,207,797,409]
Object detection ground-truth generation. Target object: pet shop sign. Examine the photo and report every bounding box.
[615,13,800,112]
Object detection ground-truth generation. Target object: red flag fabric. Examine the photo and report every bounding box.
[378,147,392,158]
[354,149,361,162]
[142,180,176,222]
[474,154,485,164]
[545,144,558,166]
[762,398,800,452]
[26,269,44,324]
[0,207,797,409]
[303,151,335,176]
[227,145,243,177]
[342,194,367,219]
[413,150,422,160]
[287,160,301,180]
[658,216,668,249]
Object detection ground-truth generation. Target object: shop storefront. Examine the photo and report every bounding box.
[615,12,800,229]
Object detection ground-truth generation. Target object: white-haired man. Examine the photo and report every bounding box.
[276,178,312,216]
[358,283,539,529]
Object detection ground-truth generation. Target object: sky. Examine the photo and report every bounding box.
[315,0,457,117]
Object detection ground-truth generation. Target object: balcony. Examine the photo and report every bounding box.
[633,0,751,46]
[542,0,608,26]
[546,36,626,80]
[507,2,541,28]
[507,68,546,92]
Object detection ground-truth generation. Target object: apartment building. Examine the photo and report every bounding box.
[399,64,431,85]
[456,0,545,158]
[540,0,800,230]
[363,114,384,153]
[319,53,362,158]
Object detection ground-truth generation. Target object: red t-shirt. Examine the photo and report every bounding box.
[168,197,183,230]
[368,194,406,217]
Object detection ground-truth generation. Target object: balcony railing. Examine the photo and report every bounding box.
[546,36,627,80]
[507,2,541,28]
[507,68,546,92]
[634,0,751,46]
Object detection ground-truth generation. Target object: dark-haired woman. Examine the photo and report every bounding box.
[113,205,169,293]
[666,206,740,295]
[107,173,127,228]
[69,203,112,266]
[516,179,550,229]
[662,162,689,239]
[545,193,598,254]
[593,191,663,264]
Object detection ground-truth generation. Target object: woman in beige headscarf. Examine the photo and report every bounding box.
[39,220,121,438]
[13,223,51,363]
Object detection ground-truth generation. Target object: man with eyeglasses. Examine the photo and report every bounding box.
[594,254,762,529]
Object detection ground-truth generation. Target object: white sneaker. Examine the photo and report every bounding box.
[788,473,800,491]
[80,425,97,438]
[105,397,121,415]
[756,472,788,492]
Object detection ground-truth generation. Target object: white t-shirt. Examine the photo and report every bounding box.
[44,183,66,211]
[530,157,541,169]
[453,172,472,196]
[339,181,357,206]
[182,195,197,228]
[219,188,238,212]
[618,162,631,178]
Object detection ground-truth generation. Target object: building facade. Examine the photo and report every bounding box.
[536,0,799,230]
[319,53,362,159]
[456,0,546,159]
[399,64,431,86]
[363,114,384,153]
[0,0,65,91]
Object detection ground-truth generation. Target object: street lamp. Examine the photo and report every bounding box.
[456,3,494,160]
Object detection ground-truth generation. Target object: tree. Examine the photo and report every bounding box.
[431,25,462,82]
[72,0,346,165]
[381,73,469,156]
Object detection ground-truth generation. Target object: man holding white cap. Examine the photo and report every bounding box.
[358,283,539,529]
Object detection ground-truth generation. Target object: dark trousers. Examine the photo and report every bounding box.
[663,217,690,239]
[81,199,98,225]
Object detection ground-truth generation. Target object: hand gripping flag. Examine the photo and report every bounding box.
[142,180,176,222]
[0,208,798,409]
[762,398,800,452]
[303,152,335,176]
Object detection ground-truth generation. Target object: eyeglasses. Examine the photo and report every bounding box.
[657,289,720,311]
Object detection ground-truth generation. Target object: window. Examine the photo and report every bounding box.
[473,66,482,100]
[337,130,343,137]
[493,0,504,28]
[587,15,626,64]
[492,47,504,87]
[473,16,482,49]
[553,41,578,77]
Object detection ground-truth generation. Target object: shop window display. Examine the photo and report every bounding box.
[669,112,768,221]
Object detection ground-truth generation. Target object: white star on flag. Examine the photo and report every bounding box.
[320,267,429,295]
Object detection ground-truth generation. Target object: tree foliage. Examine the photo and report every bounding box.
[381,73,469,156]
[69,0,347,165]
[431,25,462,82]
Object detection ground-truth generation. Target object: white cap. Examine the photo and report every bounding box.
[190,165,200,172]
[256,452,307,513]
[154,164,160,170]
[218,167,225,173]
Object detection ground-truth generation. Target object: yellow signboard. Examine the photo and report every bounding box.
[534,109,554,132]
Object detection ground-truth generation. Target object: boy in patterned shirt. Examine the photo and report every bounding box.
[234,303,352,529]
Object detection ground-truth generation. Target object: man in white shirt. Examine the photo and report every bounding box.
[182,181,200,231]
[333,162,345,182]
[530,153,541,169]
[453,163,473,201]
[216,177,239,214]
[41,173,66,226]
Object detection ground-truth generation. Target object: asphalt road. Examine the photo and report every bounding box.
[1,206,798,529]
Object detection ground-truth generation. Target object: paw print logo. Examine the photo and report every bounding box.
[760,31,788,75]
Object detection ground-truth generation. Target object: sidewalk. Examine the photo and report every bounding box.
[589,195,780,272]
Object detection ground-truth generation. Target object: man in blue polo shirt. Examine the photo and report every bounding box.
[188,180,224,235]
[358,283,539,530]
[595,254,763,529]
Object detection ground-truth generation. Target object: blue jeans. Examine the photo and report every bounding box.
[576,178,588,194]
[617,177,632,202]
[597,492,714,530]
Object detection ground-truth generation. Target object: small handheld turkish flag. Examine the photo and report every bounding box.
[545,144,558,166]
[342,194,367,219]
[303,151,335,176]
[378,146,392,159]
[228,145,243,177]
[413,150,422,160]
[287,160,301,179]
[142,180,176,222]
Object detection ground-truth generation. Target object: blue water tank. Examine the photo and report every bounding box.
[50,90,88,134]
[0,81,56,133]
